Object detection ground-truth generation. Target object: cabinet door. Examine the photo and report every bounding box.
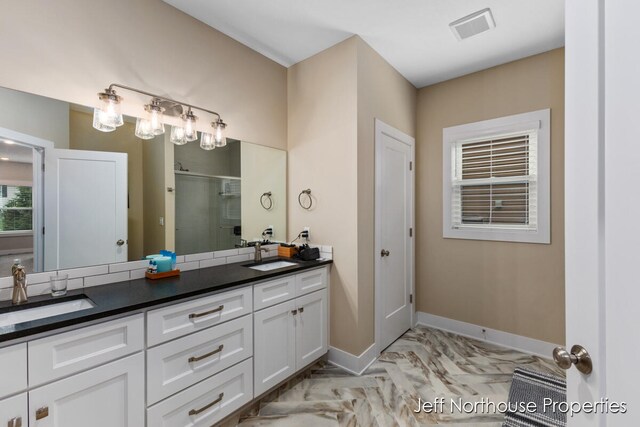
[295,289,328,370]
[0,343,27,399]
[29,353,144,427]
[253,300,296,396]
[0,393,27,427]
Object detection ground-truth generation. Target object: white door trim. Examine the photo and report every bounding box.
[0,126,54,273]
[374,119,415,356]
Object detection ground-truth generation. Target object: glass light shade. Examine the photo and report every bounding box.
[213,121,227,147]
[170,125,187,145]
[92,108,116,132]
[200,132,215,150]
[95,92,123,129]
[135,117,155,140]
[180,110,198,142]
[145,101,165,135]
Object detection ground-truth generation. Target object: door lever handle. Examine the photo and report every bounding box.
[380,249,390,257]
[553,345,592,374]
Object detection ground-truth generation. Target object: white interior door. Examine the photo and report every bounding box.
[566,1,640,424]
[375,119,415,353]
[44,149,127,270]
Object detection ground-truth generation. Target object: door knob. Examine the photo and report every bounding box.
[116,239,125,246]
[553,344,593,374]
[380,249,390,257]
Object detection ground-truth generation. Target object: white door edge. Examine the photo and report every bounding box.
[374,118,415,356]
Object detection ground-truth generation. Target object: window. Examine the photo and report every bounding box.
[443,109,550,244]
[0,185,33,233]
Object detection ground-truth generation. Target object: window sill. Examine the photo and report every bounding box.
[0,232,34,238]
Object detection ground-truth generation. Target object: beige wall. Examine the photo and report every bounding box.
[0,0,286,150]
[69,110,145,261]
[355,38,417,352]
[288,36,416,355]
[0,87,69,148]
[416,48,565,344]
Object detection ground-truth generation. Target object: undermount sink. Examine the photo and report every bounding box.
[0,296,95,328]
[245,260,298,272]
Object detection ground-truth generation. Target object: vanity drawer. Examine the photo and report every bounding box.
[295,267,328,296]
[0,392,27,427]
[147,314,253,405]
[147,357,253,427]
[28,314,144,386]
[147,286,252,347]
[0,343,27,398]
[253,275,296,310]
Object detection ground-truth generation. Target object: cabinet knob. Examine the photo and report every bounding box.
[299,307,304,313]
[291,309,298,315]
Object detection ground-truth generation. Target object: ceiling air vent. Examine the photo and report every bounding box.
[449,8,496,41]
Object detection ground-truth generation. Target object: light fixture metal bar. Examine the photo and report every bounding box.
[107,83,222,121]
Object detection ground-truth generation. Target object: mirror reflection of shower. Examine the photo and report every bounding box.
[174,139,241,254]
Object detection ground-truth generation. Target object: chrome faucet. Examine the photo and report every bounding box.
[254,242,269,263]
[11,259,28,305]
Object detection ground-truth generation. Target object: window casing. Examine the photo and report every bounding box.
[443,109,550,244]
[0,185,33,233]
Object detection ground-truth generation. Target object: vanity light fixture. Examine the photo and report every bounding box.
[92,83,228,149]
[93,88,123,132]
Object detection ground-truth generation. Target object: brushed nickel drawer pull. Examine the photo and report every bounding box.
[35,407,49,420]
[8,417,22,427]
[189,305,224,319]
[188,344,224,363]
[189,392,224,416]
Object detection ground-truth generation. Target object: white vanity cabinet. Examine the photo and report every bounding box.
[254,267,329,396]
[29,353,144,427]
[0,393,27,427]
[0,264,330,427]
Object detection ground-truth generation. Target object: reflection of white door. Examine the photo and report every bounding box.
[44,149,127,270]
[375,119,414,353]
[566,1,640,425]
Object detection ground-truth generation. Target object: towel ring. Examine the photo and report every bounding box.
[298,189,313,210]
[260,192,273,210]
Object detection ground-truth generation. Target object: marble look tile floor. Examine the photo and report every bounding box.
[222,326,563,426]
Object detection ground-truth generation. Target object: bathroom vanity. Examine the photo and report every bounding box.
[0,259,331,427]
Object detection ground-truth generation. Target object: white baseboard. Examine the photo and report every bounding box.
[415,311,559,359]
[328,343,378,376]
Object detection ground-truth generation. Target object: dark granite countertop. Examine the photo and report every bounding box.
[0,257,332,345]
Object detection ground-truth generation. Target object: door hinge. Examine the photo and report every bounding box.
[42,227,45,235]
[42,163,45,172]
[410,294,413,304]
[409,161,413,171]
[409,227,413,237]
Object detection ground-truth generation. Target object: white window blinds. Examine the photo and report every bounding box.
[451,131,538,230]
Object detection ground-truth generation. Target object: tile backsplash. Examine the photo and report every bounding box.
[0,244,333,301]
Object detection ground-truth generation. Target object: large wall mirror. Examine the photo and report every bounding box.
[0,86,286,274]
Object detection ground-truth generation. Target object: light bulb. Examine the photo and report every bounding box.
[200,132,215,150]
[145,99,165,135]
[93,89,123,131]
[170,125,187,145]
[181,110,198,142]
[135,117,155,140]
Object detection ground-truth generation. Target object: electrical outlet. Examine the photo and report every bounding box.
[301,227,310,240]
[267,225,274,236]
[159,217,164,226]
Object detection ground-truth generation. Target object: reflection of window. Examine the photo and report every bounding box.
[443,109,550,244]
[0,185,33,232]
